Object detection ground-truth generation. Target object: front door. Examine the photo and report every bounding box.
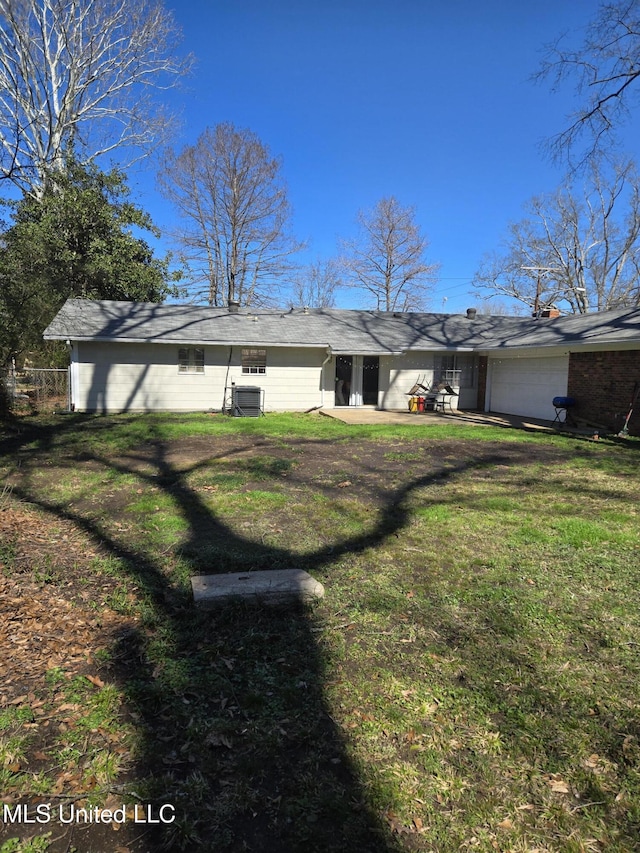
[362,355,379,405]
[335,355,379,406]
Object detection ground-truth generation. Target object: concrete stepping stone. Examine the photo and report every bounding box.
[191,569,324,608]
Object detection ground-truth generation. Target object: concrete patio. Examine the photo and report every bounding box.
[320,408,558,431]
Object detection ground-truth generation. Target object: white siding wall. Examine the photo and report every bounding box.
[456,387,477,409]
[379,353,436,410]
[72,342,483,413]
[378,353,479,411]
[74,342,329,412]
[227,347,331,411]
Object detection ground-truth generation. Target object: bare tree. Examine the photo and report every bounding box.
[538,1,640,165]
[0,0,193,196]
[289,259,339,309]
[472,159,640,314]
[339,197,438,312]
[158,123,304,307]
[474,297,529,317]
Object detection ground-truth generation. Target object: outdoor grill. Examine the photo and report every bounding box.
[552,396,576,426]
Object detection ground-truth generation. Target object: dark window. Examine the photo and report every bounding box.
[434,354,476,388]
[178,347,205,373]
[242,348,266,374]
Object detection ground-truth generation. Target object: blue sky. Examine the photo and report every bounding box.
[130,0,615,313]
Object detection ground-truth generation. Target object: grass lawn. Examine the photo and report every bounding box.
[0,411,639,852]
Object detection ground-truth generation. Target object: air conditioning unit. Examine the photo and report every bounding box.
[232,386,263,417]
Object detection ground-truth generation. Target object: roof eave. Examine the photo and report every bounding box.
[44,333,334,349]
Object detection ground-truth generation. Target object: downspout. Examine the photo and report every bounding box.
[65,340,76,412]
[484,356,493,413]
[320,348,332,407]
[223,346,233,412]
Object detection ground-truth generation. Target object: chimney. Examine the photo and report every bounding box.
[228,300,240,314]
[466,307,477,320]
[540,308,560,318]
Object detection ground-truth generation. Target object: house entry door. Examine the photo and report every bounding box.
[335,356,352,406]
[362,356,379,405]
[335,355,379,407]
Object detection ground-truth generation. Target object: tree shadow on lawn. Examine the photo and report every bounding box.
[4,421,485,852]
[3,418,638,850]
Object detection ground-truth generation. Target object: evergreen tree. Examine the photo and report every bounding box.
[0,159,179,366]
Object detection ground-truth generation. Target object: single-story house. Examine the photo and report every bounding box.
[44,298,640,434]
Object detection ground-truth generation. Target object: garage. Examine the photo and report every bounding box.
[487,354,569,420]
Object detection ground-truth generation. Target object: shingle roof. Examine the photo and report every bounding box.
[480,306,640,349]
[43,298,640,353]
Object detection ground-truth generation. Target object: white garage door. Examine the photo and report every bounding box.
[488,355,569,420]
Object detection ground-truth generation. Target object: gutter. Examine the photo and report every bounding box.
[330,349,405,356]
[43,335,332,349]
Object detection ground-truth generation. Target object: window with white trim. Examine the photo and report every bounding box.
[178,347,204,373]
[242,348,266,374]
[434,354,476,388]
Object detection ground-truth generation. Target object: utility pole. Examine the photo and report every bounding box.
[521,266,588,315]
[521,267,562,316]
[534,271,542,315]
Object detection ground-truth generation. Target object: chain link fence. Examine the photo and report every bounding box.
[5,366,70,412]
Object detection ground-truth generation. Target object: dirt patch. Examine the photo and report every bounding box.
[0,431,589,852]
[0,507,144,852]
[91,433,573,509]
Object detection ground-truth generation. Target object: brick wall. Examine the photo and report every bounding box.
[568,350,640,435]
